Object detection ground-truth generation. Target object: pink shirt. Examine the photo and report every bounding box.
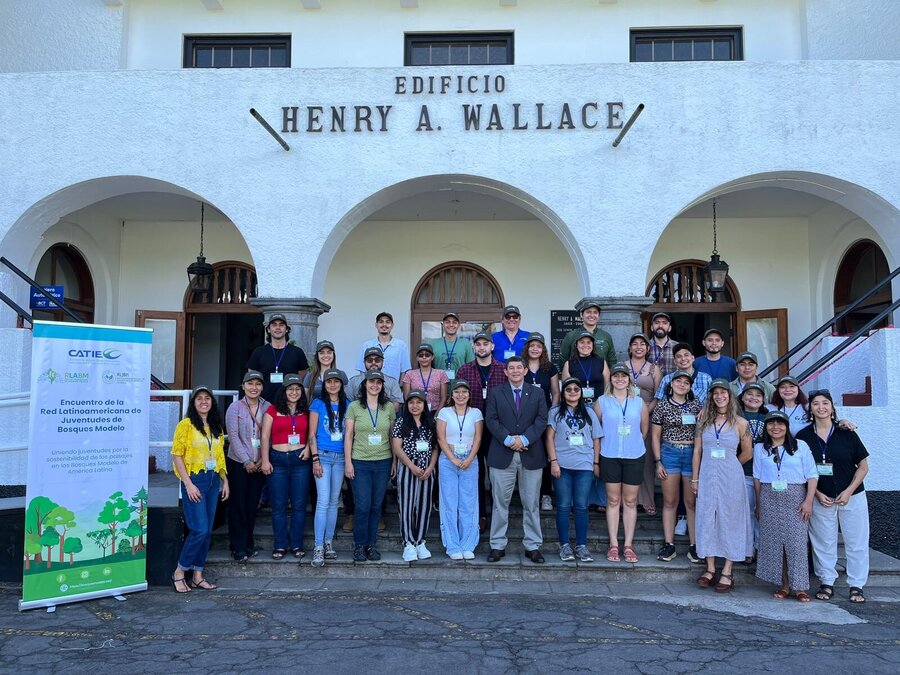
[401,368,449,411]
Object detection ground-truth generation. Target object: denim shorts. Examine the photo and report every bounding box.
[660,441,694,475]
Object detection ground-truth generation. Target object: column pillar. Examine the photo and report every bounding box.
[581,295,654,362]
[251,297,331,358]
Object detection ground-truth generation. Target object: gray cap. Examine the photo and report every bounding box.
[651,312,671,323]
[322,368,347,385]
[578,299,601,312]
[267,313,288,326]
[363,347,384,360]
[670,369,694,383]
[629,332,651,346]
[442,312,460,321]
[416,342,434,355]
[191,385,214,398]
[703,328,725,340]
[776,376,799,388]
[315,340,335,352]
[560,376,583,390]
[450,379,471,391]
[736,351,758,364]
[365,370,385,382]
[576,330,596,342]
[502,305,521,317]
[283,373,303,388]
[672,341,694,356]
[525,332,545,344]
[764,410,791,425]
[406,389,427,402]
[709,378,732,391]
[472,332,493,343]
[242,370,264,384]
[740,381,765,395]
[610,363,631,377]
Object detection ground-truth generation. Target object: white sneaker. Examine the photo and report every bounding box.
[462,551,475,560]
[402,544,418,562]
[416,543,432,560]
[448,551,464,560]
[541,495,553,511]
[674,516,688,536]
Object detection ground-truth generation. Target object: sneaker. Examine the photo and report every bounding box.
[311,547,325,567]
[657,542,677,562]
[541,495,553,511]
[462,551,475,560]
[323,541,338,560]
[674,516,688,536]
[559,543,576,562]
[353,545,367,562]
[575,545,594,562]
[246,549,260,560]
[232,551,249,563]
[365,546,381,561]
[687,544,702,564]
[448,552,464,560]
[415,543,432,560]
[402,543,418,562]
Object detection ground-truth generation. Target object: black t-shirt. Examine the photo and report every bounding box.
[246,343,310,403]
[568,356,605,402]
[797,425,869,498]
[525,364,559,410]
[740,410,767,477]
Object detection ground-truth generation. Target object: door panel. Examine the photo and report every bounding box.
[135,310,185,389]
[736,309,788,377]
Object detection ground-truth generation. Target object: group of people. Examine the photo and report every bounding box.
[169,305,871,604]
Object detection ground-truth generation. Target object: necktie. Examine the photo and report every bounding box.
[514,388,521,411]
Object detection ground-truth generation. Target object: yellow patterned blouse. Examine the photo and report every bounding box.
[171,418,227,480]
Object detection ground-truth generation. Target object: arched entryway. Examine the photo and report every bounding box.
[410,261,504,347]
[834,240,893,335]
[32,244,95,324]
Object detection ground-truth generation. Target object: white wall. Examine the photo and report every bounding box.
[318,218,580,366]
[802,0,900,60]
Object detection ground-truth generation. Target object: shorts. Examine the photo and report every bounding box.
[660,441,694,476]
[600,456,644,486]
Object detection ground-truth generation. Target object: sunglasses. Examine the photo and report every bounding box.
[808,389,831,398]
[365,357,383,363]
[563,386,582,393]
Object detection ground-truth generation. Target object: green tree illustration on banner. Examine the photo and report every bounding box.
[39,527,60,569]
[130,487,148,551]
[63,537,83,565]
[87,529,112,558]
[124,520,144,555]
[97,491,131,555]
[46,506,77,564]
[117,539,131,556]
[24,496,59,570]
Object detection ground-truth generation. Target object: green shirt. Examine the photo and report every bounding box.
[557,326,617,370]
[347,400,395,461]
[428,336,475,375]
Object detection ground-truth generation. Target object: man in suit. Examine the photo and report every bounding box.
[485,356,550,563]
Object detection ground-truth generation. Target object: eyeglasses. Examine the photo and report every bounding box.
[563,386,582,393]
[808,389,831,398]
[365,357,382,363]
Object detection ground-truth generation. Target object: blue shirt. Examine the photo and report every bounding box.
[491,329,530,364]
[693,355,737,382]
[655,369,713,402]
[309,398,345,453]
[356,337,411,379]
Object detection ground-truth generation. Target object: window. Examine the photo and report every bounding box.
[184,35,291,68]
[33,244,95,324]
[630,28,743,62]
[404,33,513,66]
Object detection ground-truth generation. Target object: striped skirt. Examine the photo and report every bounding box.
[755,483,811,590]
[396,464,434,546]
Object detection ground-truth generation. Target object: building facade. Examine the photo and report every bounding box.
[1,0,898,488]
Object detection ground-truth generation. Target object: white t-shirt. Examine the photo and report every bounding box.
[436,406,483,459]
[777,404,809,437]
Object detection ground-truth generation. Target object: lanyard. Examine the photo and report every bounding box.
[747,416,764,440]
[629,359,646,381]
[713,418,728,443]
[202,427,213,457]
[529,368,539,385]
[366,404,380,431]
[442,338,457,364]
[289,411,298,434]
[243,399,262,436]
[566,408,581,429]
[782,403,801,420]
[271,345,286,372]
[454,407,469,442]
[419,367,433,391]
[669,397,688,411]
[815,424,835,462]
[614,396,629,420]
[476,364,491,388]
[652,339,669,365]
[577,357,594,384]
[774,447,787,475]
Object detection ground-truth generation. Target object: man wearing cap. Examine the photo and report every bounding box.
[694,328,737,382]
[347,347,403,410]
[730,352,776,403]
[247,314,310,404]
[356,312,411,380]
[557,300,617,371]
[649,312,676,377]
[485,355,550,563]
[457,331,508,530]
[655,343,713,403]
[491,305,531,365]
[428,312,474,378]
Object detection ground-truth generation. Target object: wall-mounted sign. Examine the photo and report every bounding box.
[550,310,582,364]
[29,286,64,310]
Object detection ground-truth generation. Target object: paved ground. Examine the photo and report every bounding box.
[2,580,900,673]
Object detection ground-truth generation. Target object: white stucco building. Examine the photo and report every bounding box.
[1,0,898,488]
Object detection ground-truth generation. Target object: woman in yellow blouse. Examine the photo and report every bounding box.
[171,386,229,592]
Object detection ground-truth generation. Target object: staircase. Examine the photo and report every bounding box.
[842,376,872,406]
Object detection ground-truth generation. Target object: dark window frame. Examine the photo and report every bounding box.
[183,34,291,68]
[630,27,743,62]
[404,32,514,66]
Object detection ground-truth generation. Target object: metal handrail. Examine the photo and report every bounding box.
[796,297,900,384]
[759,264,900,379]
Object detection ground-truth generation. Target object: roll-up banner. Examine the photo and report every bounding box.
[20,321,152,611]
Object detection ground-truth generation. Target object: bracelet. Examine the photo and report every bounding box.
[311,456,320,463]
[654,459,661,463]
[593,462,600,466]
[550,459,558,463]
[691,479,699,483]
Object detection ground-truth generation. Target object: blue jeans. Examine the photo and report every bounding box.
[553,468,594,546]
[438,454,479,555]
[179,470,220,571]
[314,451,345,547]
[351,458,392,547]
[268,449,312,551]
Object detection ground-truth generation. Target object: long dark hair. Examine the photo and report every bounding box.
[188,392,224,438]
[772,384,809,409]
[357,379,389,408]
[554,387,592,428]
[275,384,308,415]
[398,399,436,439]
[664,378,696,401]
[525,340,552,372]
[318,380,347,432]
[761,423,798,455]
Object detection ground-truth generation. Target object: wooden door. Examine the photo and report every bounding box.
[135,310,186,389]
[736,309,788,377]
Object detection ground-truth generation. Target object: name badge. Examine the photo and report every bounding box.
[415,440,429,452]
[482,387,488,400]
[330,431,343,442]
[633,386,641,397]
[533,383,542,389]
[772,480,788,492]
[582,386,595,399]
[446,369,455,379]
[618,425,631,437]
[287,433,301,445]
[270,372,283,384]
[681,414,697,425]
[368,434,383,446]
[711,446,726,459]
[817,463,834,476]
[251,438,261,449]
[452,443,469,458]
[504,350,516,360]
[205,459,217,471]
[570,434,585,446]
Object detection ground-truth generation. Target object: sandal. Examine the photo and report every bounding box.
[643,505,657,516]
[849,587,866,603]
[697,570,717,588]
[171,575,191,594]
[773,587,790,600]
[190,578,217,590]
[815,584,834,601]
[623,546,639,563]
[292,548,306,559]
[794,591,811,603]
[606,546,620,562]
[714,573,735,593]
[272,548,286,560]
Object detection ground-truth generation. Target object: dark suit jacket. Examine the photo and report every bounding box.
[485,383,549,470]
